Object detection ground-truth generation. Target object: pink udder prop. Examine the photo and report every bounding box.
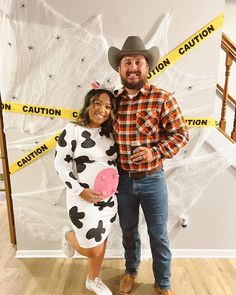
[94,168,119,199]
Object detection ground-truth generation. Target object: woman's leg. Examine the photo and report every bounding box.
[66,230,106,259]
[67,232,108,278]
[88,239,107,279]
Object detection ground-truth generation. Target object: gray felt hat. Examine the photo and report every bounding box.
[108,36,160,72]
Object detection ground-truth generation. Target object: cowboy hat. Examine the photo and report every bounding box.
[108,36,160,72]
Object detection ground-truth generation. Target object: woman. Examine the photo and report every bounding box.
[54,86,118,295]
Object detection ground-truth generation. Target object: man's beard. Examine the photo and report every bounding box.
[120,75,147,90]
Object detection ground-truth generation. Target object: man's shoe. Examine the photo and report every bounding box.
[62,225,75,257]
[155,285,175,295]
[118,273,137,294]
[85,275,112,295]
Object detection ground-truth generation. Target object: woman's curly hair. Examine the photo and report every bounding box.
[75,88,116,138]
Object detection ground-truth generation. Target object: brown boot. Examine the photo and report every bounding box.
[118,273,137,294]
[155,286,175,295]
[155,285,175,295]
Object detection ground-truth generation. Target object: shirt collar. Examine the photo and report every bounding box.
[116,83,150,98]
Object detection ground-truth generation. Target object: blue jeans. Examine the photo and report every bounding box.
[117,168,172,289]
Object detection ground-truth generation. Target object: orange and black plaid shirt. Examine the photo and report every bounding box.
[113,83,189,172]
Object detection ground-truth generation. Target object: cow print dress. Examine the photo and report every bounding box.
[54,122,118,248]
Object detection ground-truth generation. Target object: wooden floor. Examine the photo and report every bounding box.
[1,204,236,295]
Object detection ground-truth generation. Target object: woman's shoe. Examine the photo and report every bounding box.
[62,225,75,257]
[85,275,112,295]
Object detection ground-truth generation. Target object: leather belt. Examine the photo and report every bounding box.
[122,165,162,180]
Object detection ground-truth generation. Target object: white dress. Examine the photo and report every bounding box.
[54,122,118,248]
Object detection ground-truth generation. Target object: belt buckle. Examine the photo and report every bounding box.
[128,171,133,178]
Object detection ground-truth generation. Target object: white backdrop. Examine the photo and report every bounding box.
[1,0,234,257]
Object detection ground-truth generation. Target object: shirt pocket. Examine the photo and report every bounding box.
[136,111,159,135]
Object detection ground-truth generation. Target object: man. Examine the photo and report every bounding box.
[108,36,189,295]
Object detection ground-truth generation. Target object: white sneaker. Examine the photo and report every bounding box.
[62,225,75,257]
[85,275,112,295]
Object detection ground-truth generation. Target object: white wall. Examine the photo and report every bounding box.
[3,0,236,257]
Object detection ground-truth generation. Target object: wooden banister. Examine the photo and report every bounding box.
[217,33,236,142]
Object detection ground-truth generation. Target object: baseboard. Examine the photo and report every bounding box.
[15,249,236,259]
[172,249,236,258]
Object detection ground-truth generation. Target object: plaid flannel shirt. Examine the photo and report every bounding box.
[113,83,189,171]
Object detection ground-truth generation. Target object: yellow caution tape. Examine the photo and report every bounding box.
[2,101,79,119]
[2,14,224,121]
[6,14,223,174]
[9,117,218,175]
[147,13,224,80]
[185,117,218,127]
[9,132,61,175]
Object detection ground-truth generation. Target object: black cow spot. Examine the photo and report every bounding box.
[86,220,106,242]
[81,131,95,148]
[65,181,72,189]
[108,160,116,166]
[69,206,85,229]
[94,197,114,211]
[71,140,76,152]
[79,182,89,188]
[64,154,72,163]
[106,143,118,156]
[74,156,95,173]
[54,150,57,157]
[110,213,117,223]
[99,129,106,137]
[58,129,67,147]
[69,172,77,180]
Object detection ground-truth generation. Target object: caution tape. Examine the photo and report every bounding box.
[185,117,218,127]
[9,117,218,175]
[9,132,61,175]
[6,14,223,174]
[2,14,224,121]
[147,13,224,80]
[2,101,79,119]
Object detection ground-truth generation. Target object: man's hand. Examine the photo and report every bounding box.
[79,188,103,203]
[130,147,154,164]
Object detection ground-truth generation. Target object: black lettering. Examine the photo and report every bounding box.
[2,103,11,110]
[184,44,191,52]
[25,155,31,161]
[72,111,78,118]
[22,106,28,112]
[54,109,61,116]
[40,144,48,152]
[188,39,195,47]
[193,35,200,43]
[207,24,215,33]
[22,158,27,165]
[163,58,171,67]
[179,47,185,55]
[36,148,42,154]
[40,108,45,114]
[17,161,22,167]
[202,30,208,37]
[28,106,33,113]
[196,120,201,125]
[34,107,40,114]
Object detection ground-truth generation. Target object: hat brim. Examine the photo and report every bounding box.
[108,46,160,72]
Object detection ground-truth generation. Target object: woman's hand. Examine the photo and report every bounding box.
[79,188,103,203]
